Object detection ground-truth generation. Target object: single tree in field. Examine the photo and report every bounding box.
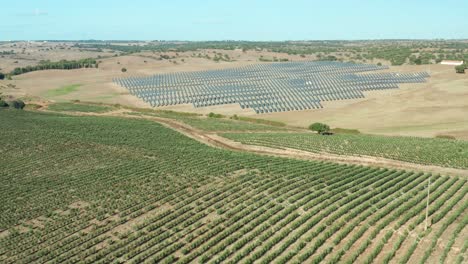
[309,122,330,134]
[455,65,465,74]
[121,68,127,73]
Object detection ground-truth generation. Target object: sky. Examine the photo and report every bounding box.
[1,0,467,41]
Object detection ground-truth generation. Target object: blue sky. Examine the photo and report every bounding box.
[1,0,467,40]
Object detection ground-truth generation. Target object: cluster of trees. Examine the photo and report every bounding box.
[0,50,15,55]
[0,97,25,109]
[213,53,231,62]
[259,56,289,62]
[72,40,468,66]
[10,58,98,76]
[207,112,225,118]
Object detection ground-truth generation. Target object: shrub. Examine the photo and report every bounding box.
[455,65,465,74]
[121,68,127,72]
[0,72,5,80]
[435,134,456,140]
[10,100,25,109]
[233,115,286,127]
[0,99,9,107]
[331,128,360,134]
[207,112,224,118]
[309,122,330,134]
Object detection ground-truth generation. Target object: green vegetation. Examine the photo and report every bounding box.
[74,40,468,65]
[45,84,82,97]
[47,102,115,113]
[207,112,225,118]
[435,134,457,140]
[0,110,466,263]
[0,50,15,55]
[259,56,289,62]
[222,132,468,169]
[9,100,25,109]
[121,67,127,72]
[331,128,361,134]
[0,72,5,80]
[309,122,330,134]
[123,109,287,132]
[0,98,26,109]
[10,58,98,76]
[231,115,286,127]
[455,64,466,74]
[127,111,288,132]
[0,99,9,108]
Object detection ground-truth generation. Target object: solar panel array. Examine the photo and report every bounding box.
[114,61,430,114]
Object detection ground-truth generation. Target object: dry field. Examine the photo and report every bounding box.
[260,64,468,139]
[0,41,117,73]
[1,46,467,139]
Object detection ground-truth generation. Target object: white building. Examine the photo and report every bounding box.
[440,60,464,66]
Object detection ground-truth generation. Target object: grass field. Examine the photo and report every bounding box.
[0,110,466,263]
[47,102,115,113]
[126,111,289,132]
[45,84,82,97]
[222,132,468,169]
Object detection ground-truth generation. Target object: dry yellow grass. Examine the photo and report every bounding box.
[2,50,467,139]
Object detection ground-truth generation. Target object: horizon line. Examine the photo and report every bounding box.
[2,38,468,42]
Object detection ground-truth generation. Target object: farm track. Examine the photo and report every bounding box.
[41,108,468,177]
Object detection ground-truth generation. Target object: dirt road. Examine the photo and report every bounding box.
[116,112,468,177]
[40,107,468,177]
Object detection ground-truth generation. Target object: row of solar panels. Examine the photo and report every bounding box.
[114,61,429,114]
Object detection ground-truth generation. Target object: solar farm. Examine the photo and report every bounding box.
[114,61,430,113]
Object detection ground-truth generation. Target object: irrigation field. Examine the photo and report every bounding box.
[1,110,466,264]
[114,61,430,113]
[222,133,468,170]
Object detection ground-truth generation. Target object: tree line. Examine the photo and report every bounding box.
[9,58,98,76]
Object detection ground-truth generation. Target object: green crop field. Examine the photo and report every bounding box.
[126,111,289,132]
[222,133,468,169]
[45,84,82,97]
[1,110,466,264]
[47,102,116,113]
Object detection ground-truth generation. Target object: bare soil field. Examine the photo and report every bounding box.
[2,47,467,139]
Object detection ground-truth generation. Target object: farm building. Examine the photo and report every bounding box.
[440,60,464,66]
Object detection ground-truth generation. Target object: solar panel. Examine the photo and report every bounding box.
[114,61,430,113]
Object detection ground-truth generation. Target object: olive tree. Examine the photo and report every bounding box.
[455,65,465,74]
[309,123,330,134]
